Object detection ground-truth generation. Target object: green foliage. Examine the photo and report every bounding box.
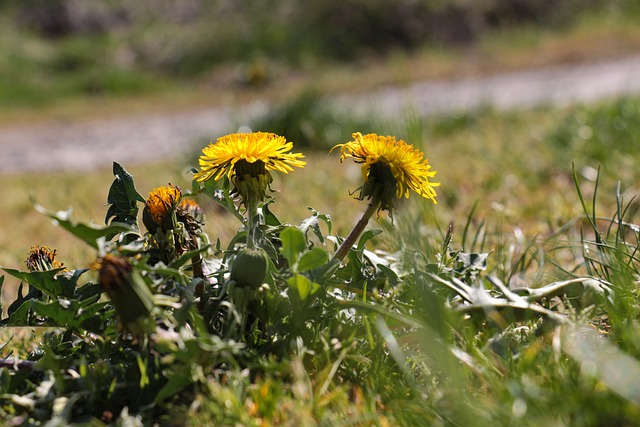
[6,105,640,426]
[2,0,639,109]
[548,98,640,171]
[105,162,145,228]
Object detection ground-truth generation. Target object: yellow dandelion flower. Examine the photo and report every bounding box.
[329,133,440,263]
[193,132,306,184]
[25,246,64,272]
[333,132,439,210]
[145,185,182,225]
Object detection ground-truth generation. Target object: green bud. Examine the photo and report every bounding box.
[230,248,269,288]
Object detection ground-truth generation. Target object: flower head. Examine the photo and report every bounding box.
[193,132,305,205]
[194,132,306,183]
[333,132,439,211]
[25,246,64,272]
[145,185,182,225]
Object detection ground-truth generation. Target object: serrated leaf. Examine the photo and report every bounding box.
[105,162,145,226]
[5,299,32,326]
[377,264,399,286]
[33,202,132,249]
[1,268,70,298]
[297,248,329,272]
[300,209,332,243]
[32,299,109,328]
[74,283,103,303]
[261,201,281,227]
[55,268,89,295]
[280,226,307,266]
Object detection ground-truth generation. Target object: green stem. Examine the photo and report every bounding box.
[246,196,258,249]
[331,194,382,264]
[193,252,205,313]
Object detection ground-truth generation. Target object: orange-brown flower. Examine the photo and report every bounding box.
[145,184,182,225]
[25,246,64,272]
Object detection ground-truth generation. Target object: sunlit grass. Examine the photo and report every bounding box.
[4,92,640,425]
[4,96,639,307]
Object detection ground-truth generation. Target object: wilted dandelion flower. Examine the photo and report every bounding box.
[176,198,204,251]
[333,132,439,212]
[178,198,204,223]
[145,184,182,225]
[25,246,64,272]
[193,132,305,204]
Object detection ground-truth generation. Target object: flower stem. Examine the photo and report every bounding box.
[246,196,258,249]
[193,252,205,312]
[331,194,381,264]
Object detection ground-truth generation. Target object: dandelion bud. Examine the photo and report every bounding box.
[143,185,182,233]
[230,248,269,289]
[98,255,155,335]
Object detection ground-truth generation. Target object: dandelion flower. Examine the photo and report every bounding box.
[145,184,182,225]
[194,132,305,248]
[330,132,440,264]
[333,132,439,212]
[194,131,305,182]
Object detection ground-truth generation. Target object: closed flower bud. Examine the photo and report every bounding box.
[143,185,182,233]
[98,255,155,335]
[230,248,269,289]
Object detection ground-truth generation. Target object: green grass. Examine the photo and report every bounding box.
[3,96,640,425]
[4,95,640,279]
[4,3,640,416]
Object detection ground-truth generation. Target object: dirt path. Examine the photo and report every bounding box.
[2,55,640,175]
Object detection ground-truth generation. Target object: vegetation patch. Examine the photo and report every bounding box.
[2,106,640,424]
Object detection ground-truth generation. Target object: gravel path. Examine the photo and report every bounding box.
[2,55,640,175]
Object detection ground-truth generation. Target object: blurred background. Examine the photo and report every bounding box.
[2,0,639,116]
[1,0,640,270]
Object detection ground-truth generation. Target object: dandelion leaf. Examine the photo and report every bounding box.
[105,162,145,227]
[34,202,132,249]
